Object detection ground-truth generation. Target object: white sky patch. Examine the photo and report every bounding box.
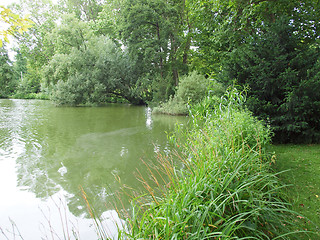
[1,1,17,60]
[1,0,21,60]
[0,0,19,7]
[1,0,60,61]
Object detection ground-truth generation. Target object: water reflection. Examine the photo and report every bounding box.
[145,107,153,129]
[0,99,187,238]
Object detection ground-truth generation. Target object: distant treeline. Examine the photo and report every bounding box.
[1,0,320,142]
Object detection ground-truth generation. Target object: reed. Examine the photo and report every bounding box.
[120,88,313,239]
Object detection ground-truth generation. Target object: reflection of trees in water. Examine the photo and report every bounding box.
[53,128,159,217]
[0,100,60,199]
[12,102,187,218]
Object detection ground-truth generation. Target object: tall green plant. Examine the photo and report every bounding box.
[119,0,192,92]
[122,88,311,239]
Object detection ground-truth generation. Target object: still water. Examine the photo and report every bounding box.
[0,99,186,239]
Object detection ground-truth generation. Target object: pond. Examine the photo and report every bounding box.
[0,99,187,239]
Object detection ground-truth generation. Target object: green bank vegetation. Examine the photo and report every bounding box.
[1,0,320,143]
[152,71,224,115]
[1,0,320,238]
[114,88,317,239]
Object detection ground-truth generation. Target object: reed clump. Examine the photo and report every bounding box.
[122,88,310,239]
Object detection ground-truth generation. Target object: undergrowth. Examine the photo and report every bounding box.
[11,92,50,100]
[153,72,224,115]
[120,88,314,239]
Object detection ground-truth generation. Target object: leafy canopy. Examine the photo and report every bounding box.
[0,5,33,47]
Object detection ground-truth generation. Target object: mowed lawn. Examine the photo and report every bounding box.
[270,144,320,238]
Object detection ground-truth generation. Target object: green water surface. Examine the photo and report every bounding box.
[0,99,186,239]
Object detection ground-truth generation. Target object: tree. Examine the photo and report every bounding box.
[119,0,192,101]
[46,14,94,54]
[12,0,59,66]
[93,0,123,43]
[0,47,15,97]
[219,15,320,143]
[44,36,145,105]
[188,0,320,75]
[13,50,42,95]
[57,0,103,22]
[187,0,320,142]
[8,0,60,96]
[0,5,33,47]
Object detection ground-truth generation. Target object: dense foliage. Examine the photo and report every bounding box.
[188,0,320,143]
[43,34,145,105]
[122,89,312,239]
[153,71,213,115]
[1,0,320,142]
[0,47,15,97]
[0,5,33,47]
[220,20,320,142]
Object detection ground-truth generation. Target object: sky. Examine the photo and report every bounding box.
[0,0,18,7]
[0,0,20,60]
[1,0,58,60]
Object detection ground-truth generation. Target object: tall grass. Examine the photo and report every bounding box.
[120,88,312,239]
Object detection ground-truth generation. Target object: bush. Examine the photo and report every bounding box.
[175,71,209,104]
[150,74,176,104]
[153,71,213,115]
[273,58,320,143]
[152,96,188,115]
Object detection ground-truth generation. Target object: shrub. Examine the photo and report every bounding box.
[151,74,176,104]
[175,71,209,104]
[153,71,215,115]
[152,96,188,115]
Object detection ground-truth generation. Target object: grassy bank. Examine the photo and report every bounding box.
[119,89,313,239]
[271,144,320,237]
